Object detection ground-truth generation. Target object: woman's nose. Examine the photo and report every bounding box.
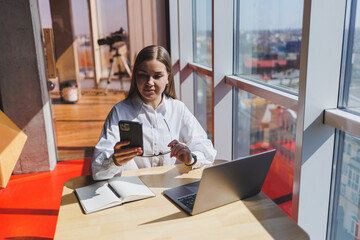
[147,77,155,85]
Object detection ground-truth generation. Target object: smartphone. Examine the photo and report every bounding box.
[118,120,143,155]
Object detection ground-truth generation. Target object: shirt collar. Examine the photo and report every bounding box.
[130,93,169,116]
[156,95,167,115]
[129,94,143,116]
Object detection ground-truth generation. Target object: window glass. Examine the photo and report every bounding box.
[329,1,360,239]
[330,132,360,240]
[233,88,296,216]
[38,0,52,29]
[194,72,213,140]
[233,0,303,93]
[71,0,94,80]
[96,0,129,78]
[39,0,94,82]
[341,0,360,113]
[193,0,212,66]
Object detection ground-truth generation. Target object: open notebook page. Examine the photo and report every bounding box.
[108,176,155,202]
[75,181,120,213]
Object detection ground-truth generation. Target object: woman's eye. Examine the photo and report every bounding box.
[153,74,162,79]
[137,74,148,80]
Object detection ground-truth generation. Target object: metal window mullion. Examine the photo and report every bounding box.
[188,62,212,76]
[233,0,240,74]
[294,0,347,238]
[87,0,102,88]
[192,0,197,62]
[328,129,345,240]
[327,1,359,239]
[178,0,194,112]
[340,0,358,107]
[225,75,298,111]
[213,0,233,160]
[324,109,360,138]
[168,0,180,98]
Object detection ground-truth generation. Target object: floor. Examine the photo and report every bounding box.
[0,88,126,240]
[52,89,125,160]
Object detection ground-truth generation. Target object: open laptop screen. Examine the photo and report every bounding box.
[163,149,276,215]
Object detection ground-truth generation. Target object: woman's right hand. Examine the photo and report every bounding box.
[113,141,143,166]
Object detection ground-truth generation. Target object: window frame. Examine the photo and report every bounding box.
[170,0,353,239]
[225,75,298,111]
[192,0,212,67]
[325,0,360,239]
[178,0,216,142]
[88,0,102,87]
[324,109,360,138]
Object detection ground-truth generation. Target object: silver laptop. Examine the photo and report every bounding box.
[163,149,276,215]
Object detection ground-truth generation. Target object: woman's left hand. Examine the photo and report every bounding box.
[168,140,193,165]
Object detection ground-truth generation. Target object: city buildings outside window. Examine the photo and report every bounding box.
[233,88,296,216]
[193,0,212,67]
[192,0,213,141]
[332,133,360,240]
[194,72,213,140]
[175,0,360,238]
[330,1,360,238]
[342,7,360,113]
[232,0,303,217]
[233,0,303,94]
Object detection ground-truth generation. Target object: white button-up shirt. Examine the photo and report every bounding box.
[91,94,217,180]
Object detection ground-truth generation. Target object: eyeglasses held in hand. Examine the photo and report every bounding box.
[141,150,171,157]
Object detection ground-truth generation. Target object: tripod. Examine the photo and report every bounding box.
[105,44,131,94]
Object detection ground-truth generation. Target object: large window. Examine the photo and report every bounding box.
[233,88,296,216]
[193,0,212,66]
[329,0,360,239]
[174,0,360,238]
[341,0,360,113]
[192,0,213,140]
[331,133,360,240]
[39,0,94,82]
[71,0,94,80]
[38,0,52,29]
[232,0,303,217]
[96,0,129,78]
[194,72,213,140]
[233,0,303,94]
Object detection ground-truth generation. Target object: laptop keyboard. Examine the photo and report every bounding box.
[177,193,197,210]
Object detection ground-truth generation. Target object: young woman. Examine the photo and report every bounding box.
[91,45,217,180]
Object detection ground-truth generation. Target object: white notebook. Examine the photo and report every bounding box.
[75,176,155,214]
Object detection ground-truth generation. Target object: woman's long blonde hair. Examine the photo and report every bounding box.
[127,45,177,100]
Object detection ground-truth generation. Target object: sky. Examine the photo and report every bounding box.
[38,0,52,29]
[194,0,212,32]
[238,0,304,31]
[193,0,304,32]
[38,0,305,36]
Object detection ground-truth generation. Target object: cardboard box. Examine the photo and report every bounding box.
[0,110,27,188]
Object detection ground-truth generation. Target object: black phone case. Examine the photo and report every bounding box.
[118,120,143,155]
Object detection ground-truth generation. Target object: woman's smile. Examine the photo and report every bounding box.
[144,88,155,92]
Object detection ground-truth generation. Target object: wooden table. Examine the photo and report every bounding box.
[54,164,309,239]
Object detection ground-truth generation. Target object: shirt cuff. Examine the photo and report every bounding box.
[185,153,197,166]
[189,151,209,169]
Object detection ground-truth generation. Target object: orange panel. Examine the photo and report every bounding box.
[0,158,91,239]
